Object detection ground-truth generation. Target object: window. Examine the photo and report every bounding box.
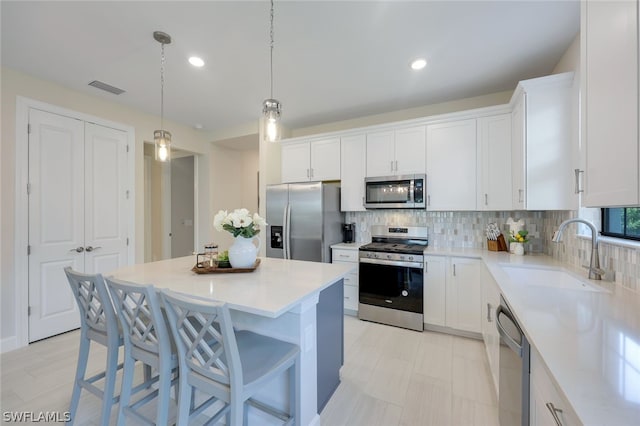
[601,208,640,241]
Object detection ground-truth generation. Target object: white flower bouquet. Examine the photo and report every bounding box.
[213,208,267,238]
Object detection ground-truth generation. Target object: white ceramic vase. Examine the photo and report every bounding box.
[511,242,525,256]
[228,235,260,268]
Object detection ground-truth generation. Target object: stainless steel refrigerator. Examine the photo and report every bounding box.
[266,182,344,262]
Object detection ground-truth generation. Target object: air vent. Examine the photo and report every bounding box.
[88,80,125,95]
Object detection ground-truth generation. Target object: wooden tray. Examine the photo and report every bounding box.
[192,258,261,274]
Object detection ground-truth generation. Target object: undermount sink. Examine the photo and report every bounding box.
[500,264,608,293]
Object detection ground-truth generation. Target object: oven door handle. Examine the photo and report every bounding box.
[359,257,423,269]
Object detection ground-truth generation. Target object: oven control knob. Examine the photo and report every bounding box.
[402,290,408,297]
[386,254,392,259]
[399,255,405,260]
[408,256,413,261]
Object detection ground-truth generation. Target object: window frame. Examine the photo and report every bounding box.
[601,208,640,241]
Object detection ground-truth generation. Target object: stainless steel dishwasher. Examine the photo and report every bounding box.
[497,295,530,426]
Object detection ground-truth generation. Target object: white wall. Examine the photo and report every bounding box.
[290,90,513,138]
[0,67,212,350]
[209,145,259,251]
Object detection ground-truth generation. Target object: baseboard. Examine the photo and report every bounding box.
[0,336,18,353]
[343,308,358,317]
[308,413,321,426]
[423,323,482,340]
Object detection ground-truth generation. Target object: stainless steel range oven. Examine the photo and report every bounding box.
[358,226,427,331]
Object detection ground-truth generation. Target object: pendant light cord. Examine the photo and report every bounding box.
[269,0,275,99]
[160,42,166,132]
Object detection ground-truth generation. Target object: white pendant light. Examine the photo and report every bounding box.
[154,31,172,162]
[262,0,282,143]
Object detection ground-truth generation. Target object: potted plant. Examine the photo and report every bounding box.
[508,230,529,255]
[213,209,267,267]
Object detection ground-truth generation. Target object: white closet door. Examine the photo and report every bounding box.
[84,122,128,274]
[28,109,84,341]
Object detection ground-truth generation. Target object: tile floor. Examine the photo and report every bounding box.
[321,316,499,426]
[0,316,498,425]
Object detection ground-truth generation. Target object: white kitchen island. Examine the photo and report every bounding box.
[109,255,355,426]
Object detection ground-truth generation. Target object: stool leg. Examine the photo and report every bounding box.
[293,357,301,426]
[155,358,171,426]
[116,350,136,426]
[99,342,119,426]
[67,335,90,425]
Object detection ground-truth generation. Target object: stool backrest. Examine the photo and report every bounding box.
[160,290,242,392]
[105,277,170,357]
[64,267,118,339]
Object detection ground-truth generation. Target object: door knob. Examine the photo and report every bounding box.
[69,247,84,253]
[85,246,101,252]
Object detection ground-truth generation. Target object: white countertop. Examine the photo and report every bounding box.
[425,248,640,426]
[109,256,354,318]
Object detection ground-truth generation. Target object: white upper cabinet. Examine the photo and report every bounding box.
[478,113,513,211]
[366,126,425,177]
[581,0,639,207]
[340,134,367,211]
[281,137,340,183]
[426,119,477,210]
[366,130,395,177]
[281,141,310,183]
[394,126,427,175]
[510,72,577,210]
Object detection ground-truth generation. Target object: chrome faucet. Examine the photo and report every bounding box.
[552,218,602,280]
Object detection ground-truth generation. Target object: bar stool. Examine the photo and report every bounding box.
[64,267,123,426]
[160,289,301,426]
[105,277,178,426]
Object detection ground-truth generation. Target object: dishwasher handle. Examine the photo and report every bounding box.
[496,304,524,357]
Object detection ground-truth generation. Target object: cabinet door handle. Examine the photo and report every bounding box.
[306,169,310,178]
[427,195,431,207]
[390,161,394,172]
[424,261,428,273]
[311,168,314,178]
[545,403,564,426]
[395,160,398,171]
[574,169,584,194]
[487,303,492,322]
[485,193,488,206]
[453,264,456,276]
[69,246,84,253]
[518,189,524,203]
[85,246,101,252]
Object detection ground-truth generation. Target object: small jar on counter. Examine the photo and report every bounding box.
[204,243,218,267]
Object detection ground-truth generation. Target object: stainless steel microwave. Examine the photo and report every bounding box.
[364,174,426,209]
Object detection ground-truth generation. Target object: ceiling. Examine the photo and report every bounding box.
[1,1,580,144]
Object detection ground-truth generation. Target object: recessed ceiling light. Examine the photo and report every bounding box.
[188,56,205,67]
[410,58,427,70]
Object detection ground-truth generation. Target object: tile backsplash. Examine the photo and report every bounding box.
[346,209,640,293]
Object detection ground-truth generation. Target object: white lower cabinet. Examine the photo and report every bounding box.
[481,265,501,395]
[424,255,482,334]
[423,255,447,327]
[530,348,581,426]
[331,248,359,314]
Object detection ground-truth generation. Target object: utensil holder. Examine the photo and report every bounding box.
[487,235,508,252]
